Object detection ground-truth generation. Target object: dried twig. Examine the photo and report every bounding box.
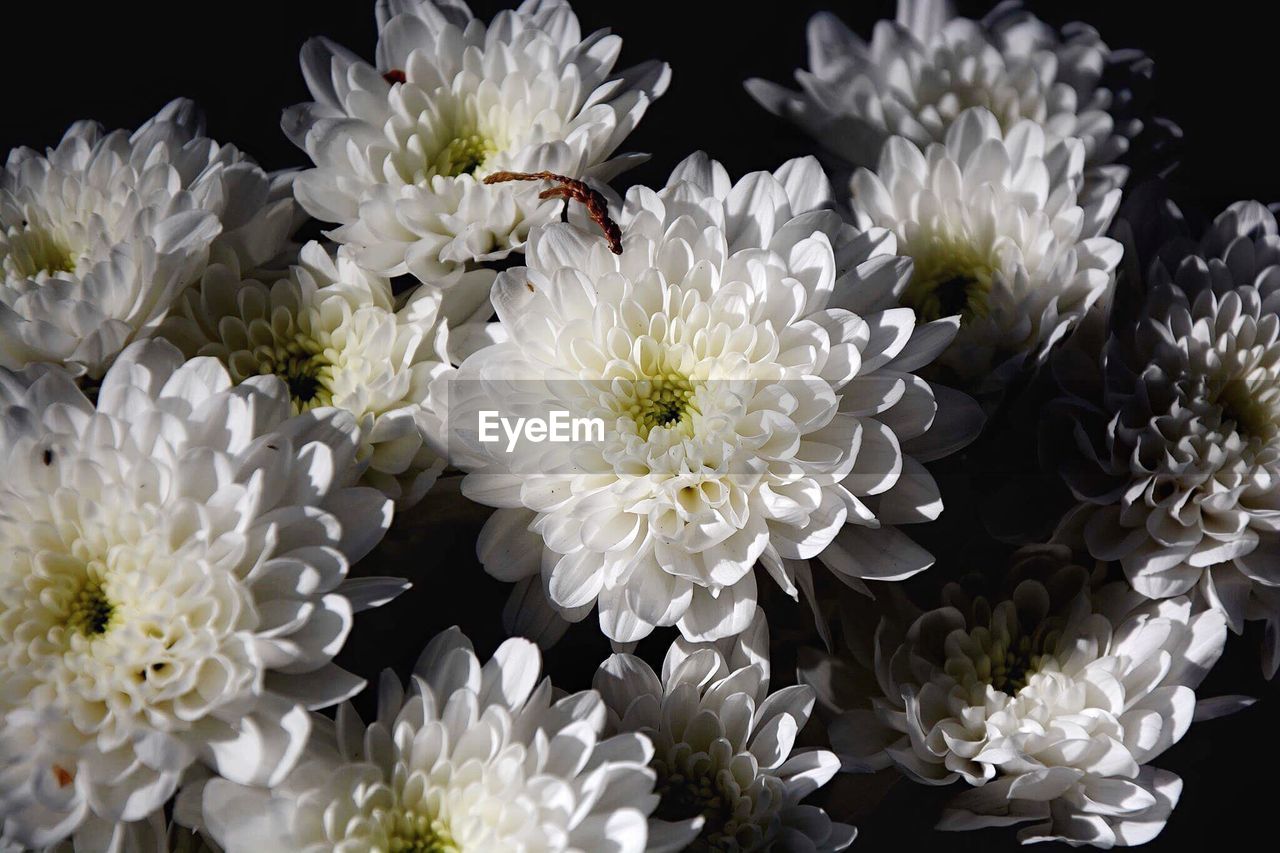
[482,170,623,254]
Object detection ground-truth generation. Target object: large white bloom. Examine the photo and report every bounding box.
[0,341,400,850]
[1055,201,1280,672]
[284,0,669,285]
[801,548,1229,848]
[453,153,982,644]
[1,99,298,378]
[850,107,1122,386]
[200,626,663,853]
[746,0,1155,207]
[159,240,458,507]
[595,613,854,852]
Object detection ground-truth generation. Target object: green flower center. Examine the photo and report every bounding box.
[625,374,700,439]
[432,133,497,178]
[66,576,115,636]
[902,238,995,323]
[257,339,335,413]
[1216,377,1280,440]
[976,633,1041,693]
[946,612,1064,696]
[4,220,77,278]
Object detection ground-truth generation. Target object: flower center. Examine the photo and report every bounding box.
[902,238,995,323]
[946,610,1063,697]
[286,369,321,406]
[1216,377,1280,440]
[432,133,497,178]
[982,633,1040,693]
[631,375,699,437]
[256,339,335,413]
[65,574,115,636]
[3,220,77,279]
[654,764,742,852]
[382,808,459,853]
[614,369,703,440]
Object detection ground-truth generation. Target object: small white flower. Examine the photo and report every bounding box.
[595,613,855,852]
[160,240,461,507]
[453,153,982,644]
[200,627,662,853]
[850,107,1122,386]
[1056,201,1280,672]
[801,548,1229,848]
[283,0,669,286]
[0,340,401,849]
[746,0,1153,207]
[0,99,298,378]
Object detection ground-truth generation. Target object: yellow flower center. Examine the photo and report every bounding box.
[432,133,498,178]
[65,573,115,636]
[952,631,1043,693]
[624,374,700,439]
[945,612,1064,697]
[902,237,996,323]
[383,809,459,853]
[255,337,336,413]
[4,220,77,278]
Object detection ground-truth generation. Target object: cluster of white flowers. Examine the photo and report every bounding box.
[0,0,1271,850]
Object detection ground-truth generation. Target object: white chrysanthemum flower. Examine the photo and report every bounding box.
[159,240,458,507]
[1055,201,1280,671]
[801,549,1229,848]
[0,340,401,850]
[199,627,663,853]
[746,0,1153,207]
[850,107,1122,386]
[1,99,299,378]
[595,613,855,852]
[283,0,669,285]
[453,153,982,644]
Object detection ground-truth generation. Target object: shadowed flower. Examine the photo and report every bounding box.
[801,547,1231,848]
[850,107,1122,387]
[1055,201,1280,674]
[747,0,1160,209]
[595,613,855,852]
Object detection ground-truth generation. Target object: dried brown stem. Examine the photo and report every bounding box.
[482,170,623,255]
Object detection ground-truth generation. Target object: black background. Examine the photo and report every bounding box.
[5,1,1279,850]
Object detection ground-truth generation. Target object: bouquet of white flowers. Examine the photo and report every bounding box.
[0,1,1270,850]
